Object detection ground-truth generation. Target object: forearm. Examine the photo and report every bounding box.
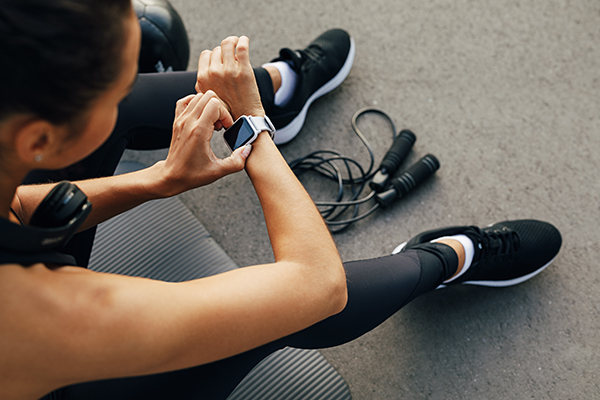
[14,92,247,231]
[245,133,347,303]
[14,164,166,230]
[5,131,348,396]
[98,263,344,374]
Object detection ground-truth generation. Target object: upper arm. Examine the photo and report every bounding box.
[0,260,344,398]
[12,183,55,225]
[0,263,193,390]
[0,263,119,397]
[9,188,25,224]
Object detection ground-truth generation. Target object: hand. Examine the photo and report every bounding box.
[196,36,265,120]
[153,91,251,196]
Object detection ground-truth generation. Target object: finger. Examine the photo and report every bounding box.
[205,93,233,128]
[218,104,234,129]
[206,96,234,129]
[180,92,229,135]
[182,91,219,122]
[236,36,250,65]
[175,91,217,132]
[187,91,232,126]
[210,45,223,67]
[198,144,248,186]
[197,49,211,72]
[198,96,232,132]
[175,94,197,117]
[221,36,239,66]
[220,144,252,174]
[196,50,212,92]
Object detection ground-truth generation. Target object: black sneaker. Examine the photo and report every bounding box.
[392,220,562,287]
[267,29,355,145]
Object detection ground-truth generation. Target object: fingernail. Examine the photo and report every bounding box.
[241,144,252,158]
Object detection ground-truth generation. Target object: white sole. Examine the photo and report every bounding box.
[273,37,356,145]
[460,255,556,287]
[391,241,407,255]
[391,241,556,288]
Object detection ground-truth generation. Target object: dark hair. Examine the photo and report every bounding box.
[0,0,133,126]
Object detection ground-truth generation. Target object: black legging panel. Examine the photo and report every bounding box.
[35,70,458,399]
[55,246,457,400]
[25,69,274,184]
[23,69,274,267]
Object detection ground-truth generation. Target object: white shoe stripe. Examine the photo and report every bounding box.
[392,242,556,288]
[460,254,557,287]
[391,241,407,255]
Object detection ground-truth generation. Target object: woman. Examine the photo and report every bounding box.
[0,1,562,399]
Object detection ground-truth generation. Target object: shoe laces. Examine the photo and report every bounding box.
[281,45,325,72]
[474,226,520,265]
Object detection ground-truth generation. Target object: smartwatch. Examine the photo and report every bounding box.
[223,115,276,152]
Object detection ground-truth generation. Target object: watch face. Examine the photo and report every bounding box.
[223,117,257,151]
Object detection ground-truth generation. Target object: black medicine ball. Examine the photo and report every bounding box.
[133,0,190,73]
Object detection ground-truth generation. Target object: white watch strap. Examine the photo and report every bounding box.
[249,116,276,139]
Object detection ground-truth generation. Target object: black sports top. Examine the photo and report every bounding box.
[0,247,76,266]
[0,216,77,266]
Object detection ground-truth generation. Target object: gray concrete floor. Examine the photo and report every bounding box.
[125,0,600,398]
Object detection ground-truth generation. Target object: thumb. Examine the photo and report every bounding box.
[221,144,252,174]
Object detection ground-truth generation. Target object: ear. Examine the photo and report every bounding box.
[13,119,60,165]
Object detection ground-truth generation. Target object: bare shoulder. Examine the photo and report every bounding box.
[0,263,115,399]
[0,257,346,399]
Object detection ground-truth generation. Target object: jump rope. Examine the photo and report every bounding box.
[287,107,440,233]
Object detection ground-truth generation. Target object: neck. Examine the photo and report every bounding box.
[0,115,37,222]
